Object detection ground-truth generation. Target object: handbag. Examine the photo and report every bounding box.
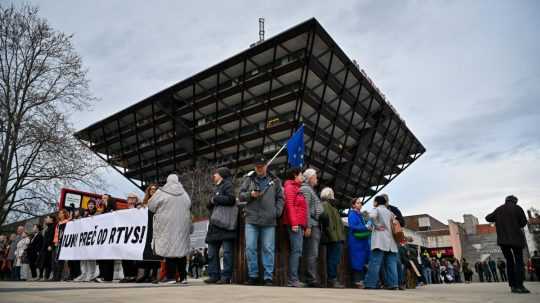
[352,230,371,240]
[210,204,239,231]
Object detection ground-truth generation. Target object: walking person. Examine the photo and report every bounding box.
[281,168,307,288]
[204,167,237,285]
[318,187,345,288]
[148,173,192,284]
[300,168,324,287]
[485,195,530,293]
[497,258,507,282]
[347,197,370,288]
[475,261,484,282]
[462,258,473,283]
[238,156,284,286]
[27,224,43,280]
[488,257,499,282]
[363,195,399,290]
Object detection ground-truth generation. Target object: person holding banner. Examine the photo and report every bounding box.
[52,209,70,281]
[137,184,161,283]
[96,194,117,283]
[120,193,141,283]
[148,173,192,285]
[74,199,100,282]
[204,167,237,285]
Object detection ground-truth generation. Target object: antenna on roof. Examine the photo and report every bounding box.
[259,18,265,41]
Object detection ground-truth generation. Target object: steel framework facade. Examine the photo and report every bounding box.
[75,18,425,202]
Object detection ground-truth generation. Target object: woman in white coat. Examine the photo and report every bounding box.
[148,173,192,284]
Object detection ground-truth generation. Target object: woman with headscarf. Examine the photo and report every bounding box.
[204,167,237,284]
[148,173,192,284]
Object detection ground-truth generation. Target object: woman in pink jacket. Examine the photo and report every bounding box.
[282,167,308,287]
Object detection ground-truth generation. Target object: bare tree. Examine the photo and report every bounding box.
[0,5,105,225]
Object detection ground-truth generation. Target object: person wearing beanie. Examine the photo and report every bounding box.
[205,167,237,284]
[486,195,529,294]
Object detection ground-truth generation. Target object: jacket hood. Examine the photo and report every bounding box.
[159,174,186,196]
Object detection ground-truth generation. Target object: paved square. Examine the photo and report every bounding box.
[0,281,538,303]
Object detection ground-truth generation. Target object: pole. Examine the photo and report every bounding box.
[266,143,287,167]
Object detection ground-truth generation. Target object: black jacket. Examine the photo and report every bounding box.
[205,178,237,243]
[388,204,405,227]
[485,201,527,248]
[27,232,43,262]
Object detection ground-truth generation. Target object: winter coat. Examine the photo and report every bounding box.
[238,171,284,226]
[281,180,308,228]
[319,199,345,244]
[300,182,323,227]
[15,237,30,266]
[6,235,20,261]
[148,174,192,258]
[485,201,527,247]
[368,205,398,253]
[39,223,55,268]
[347,209,371,271]
[27,232,43,264]
[206,177,237,243]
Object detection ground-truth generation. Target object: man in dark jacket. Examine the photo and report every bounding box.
[205,167,237,284]
[474,261,484,282]
[239,157,284,286]
[485,195,529,293]
[497,258,507,282]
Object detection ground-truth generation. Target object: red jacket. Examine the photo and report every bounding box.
[282,180,308,227]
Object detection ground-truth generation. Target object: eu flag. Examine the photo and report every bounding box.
[287,125,304,168]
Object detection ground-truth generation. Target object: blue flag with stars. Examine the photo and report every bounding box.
[287,125,304,168]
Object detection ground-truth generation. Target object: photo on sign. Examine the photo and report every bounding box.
[65,193,82,209]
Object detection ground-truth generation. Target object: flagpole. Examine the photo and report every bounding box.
[266,143,287,167]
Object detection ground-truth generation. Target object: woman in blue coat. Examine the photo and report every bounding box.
[348,198,371,288]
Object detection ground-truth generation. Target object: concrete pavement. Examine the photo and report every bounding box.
[0,280,538,303]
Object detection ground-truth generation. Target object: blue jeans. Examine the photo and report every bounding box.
[208,240,234,281]
[245,223,275,281]
[423,267,432,284]
[364,249,398,288]
[326,242,342,281]
[397,257,404,286]
[287,226,303,283]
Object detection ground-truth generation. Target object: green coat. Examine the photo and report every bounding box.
[319,200,346,244]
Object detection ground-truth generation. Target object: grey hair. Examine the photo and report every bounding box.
[320,187,335,200]
[303,168,317,180]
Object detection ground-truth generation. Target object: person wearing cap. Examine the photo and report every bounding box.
[300,168,324,287]
[204,167,237,285]
[485,195,529,294]
[238,156,284,286]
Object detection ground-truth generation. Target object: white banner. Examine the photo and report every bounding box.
[59,208,148,260]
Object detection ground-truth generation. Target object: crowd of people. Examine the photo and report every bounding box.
[0,157,539,294]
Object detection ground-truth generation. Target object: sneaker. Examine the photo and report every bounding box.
[95,278,111,283]
[244,278,258,286]
[178,279,189,285]
[302,282,321,288]
[160,279,177,285]
[512,287,531,294]
[328,280,345,289]
[264,279,273,287]
[119,277,136,283]
[287,281,301,288]
[73,275,85,282]
[216,279,231,285]
[204,278,219,284]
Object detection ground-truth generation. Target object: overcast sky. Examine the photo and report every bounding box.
[20,0,540,223]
